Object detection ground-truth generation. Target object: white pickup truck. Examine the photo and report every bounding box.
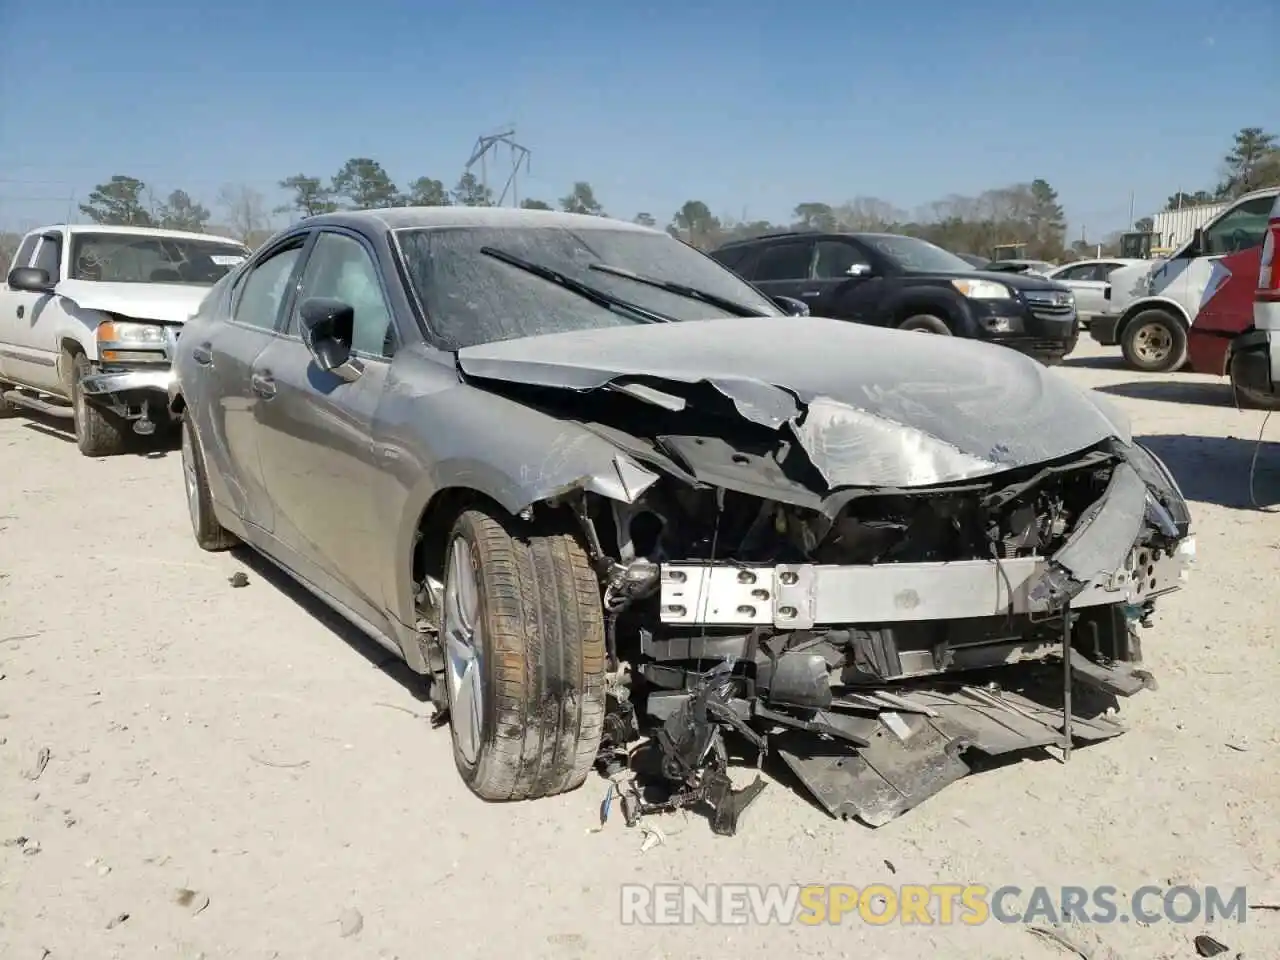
[0,224,249,456]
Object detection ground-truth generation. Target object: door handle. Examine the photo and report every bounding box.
[801,291,821,297]
[16,305,24,319]
[191,343,213,366]
[250,370,277,399]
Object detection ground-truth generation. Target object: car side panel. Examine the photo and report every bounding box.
[252,333,393,628]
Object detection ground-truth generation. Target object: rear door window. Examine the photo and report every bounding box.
[711,245,752,272]
[751,241,814,281]
[813,240,870,278]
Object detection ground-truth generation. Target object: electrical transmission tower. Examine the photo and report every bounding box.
[464,126,531,206]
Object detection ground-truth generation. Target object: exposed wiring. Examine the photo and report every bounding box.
[692,488,724,676]
[1248,410,1276,512]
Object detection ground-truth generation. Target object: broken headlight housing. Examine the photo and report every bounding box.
[1124,440,1184,501]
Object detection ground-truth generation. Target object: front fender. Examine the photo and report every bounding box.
[379,369,660,630]
[56,300,110,361]
[1118,296,1190,331]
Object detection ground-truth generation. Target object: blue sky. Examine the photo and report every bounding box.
[1,0,1276,239]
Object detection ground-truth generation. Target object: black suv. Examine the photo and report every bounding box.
[709,232,1079,364]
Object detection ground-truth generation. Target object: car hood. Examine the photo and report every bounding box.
[55,280,213,325]
[456,315,1132,489]
[912,270,1068,291]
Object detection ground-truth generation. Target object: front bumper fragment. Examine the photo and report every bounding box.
[659,539,1193,630]
[1090,313,1121,345]
[80,367,175,398]
[80,368,176,420]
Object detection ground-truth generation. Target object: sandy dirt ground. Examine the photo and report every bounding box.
[2,338,1279,960]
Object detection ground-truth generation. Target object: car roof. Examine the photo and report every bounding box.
[713,230,943,251]
[1052,257,1146,268]
[302,206,664,235]
[60,224,246,246]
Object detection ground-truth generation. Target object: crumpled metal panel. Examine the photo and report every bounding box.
[456,316,1134,489]
[774,685,1126,826]
[1051,461,1148,584]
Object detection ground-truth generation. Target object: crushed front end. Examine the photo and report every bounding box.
[572,431,1192,833]
[78,319,183,436]
[455,333,1194,834]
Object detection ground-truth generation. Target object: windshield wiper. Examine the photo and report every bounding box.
[587,262,768,318]
[480,247,674,324]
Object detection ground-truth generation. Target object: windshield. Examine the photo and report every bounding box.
[69,233,249,284]
[860,234,980,274]
[395,225,781,349]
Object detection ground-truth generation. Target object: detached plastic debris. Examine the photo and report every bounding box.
[613,663,768,837]
[1193,934,1230,957]
[22,747,50,781]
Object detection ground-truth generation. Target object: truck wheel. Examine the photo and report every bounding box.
[1120,310,1188,373]
[70,354,129,457]
[181,415,237,551]
[898,314,953,335]
[440,506,606,802]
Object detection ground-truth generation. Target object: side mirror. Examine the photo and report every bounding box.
[8,266,54,293]
[771,295,810,316]
[1191,227,1204,254]
[845,262,871,277]
[299,297,363,382]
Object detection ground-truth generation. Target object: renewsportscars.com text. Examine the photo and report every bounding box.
[619,883,1249,926]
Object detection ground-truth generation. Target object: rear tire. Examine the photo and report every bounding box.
[1230,358,1280,410]
[70,353,129,457]
[181,415,237,551]
[898,314,953,335]
[1119,309,1188,373]
[440,506,606,802]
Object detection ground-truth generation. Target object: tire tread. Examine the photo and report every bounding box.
[453,507,605,801]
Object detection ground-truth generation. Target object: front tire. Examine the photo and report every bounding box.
[181,415,237,551]
[898,314,953,335]
[1120,310,1188,373]
[440,507,606,802]
[71,353,129,457]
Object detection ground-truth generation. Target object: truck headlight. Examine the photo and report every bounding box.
[97,320,166,346]
[96,320,168,364]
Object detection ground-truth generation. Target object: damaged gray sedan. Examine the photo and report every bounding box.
[169,207,1195,833]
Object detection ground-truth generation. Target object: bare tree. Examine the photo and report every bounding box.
[217,184,269,243]
[834,197,906,231]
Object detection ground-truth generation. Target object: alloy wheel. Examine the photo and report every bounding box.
[442,537,485,765]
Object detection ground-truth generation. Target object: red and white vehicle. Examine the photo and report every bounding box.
[1091,187,1278,373]
[1223,191,1280,407]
